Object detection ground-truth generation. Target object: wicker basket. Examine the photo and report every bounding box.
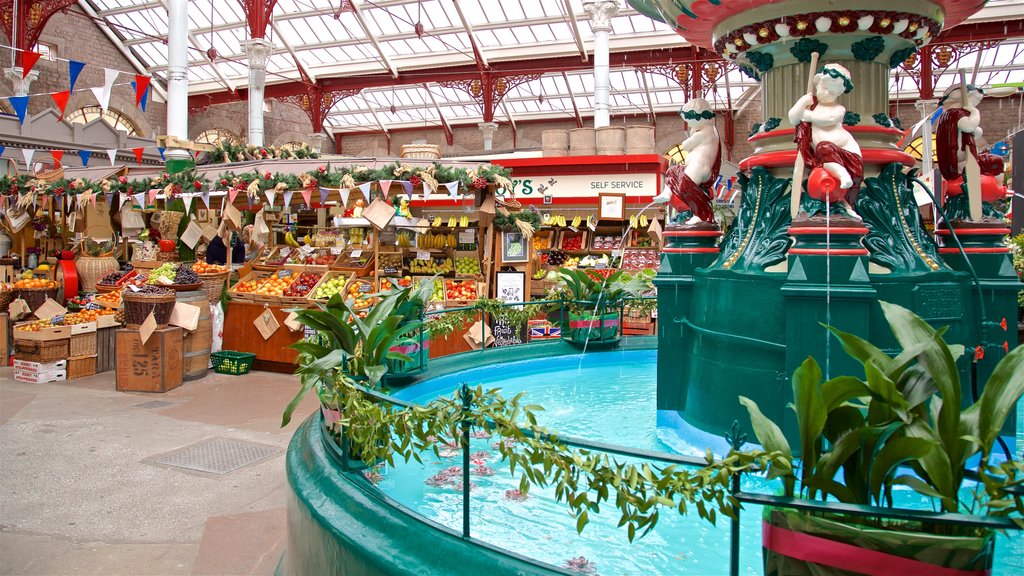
[17,287,59,312]
[14,339,69,363]
[77,256,120,292]
[95,283,120,294]
[122,290,176,328]
[400,144,440,160]
[198,271,229,303]
[0,289,14,313]
[70,333,98,357]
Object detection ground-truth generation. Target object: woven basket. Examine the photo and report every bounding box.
[95,283,120,294]
[198,271,229,303]
[77,256,120,292]
[122,290,176,328]
[400,144,440,160]
[17,287,59,312]
[14,339,69,363]
[0,289,14,313]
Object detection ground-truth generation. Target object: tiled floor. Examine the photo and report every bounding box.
[0,367,318,575]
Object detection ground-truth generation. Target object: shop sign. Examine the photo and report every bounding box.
[509,173,657,199]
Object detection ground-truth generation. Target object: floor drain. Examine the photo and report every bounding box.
[152,438,281,475]
[134,400,173,409]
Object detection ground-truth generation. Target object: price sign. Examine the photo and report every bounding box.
[458,230,475,244]
[416,250,431,261]
[128,284,141,292]
[85,302,102,311]
[279,247,292,257]
[330,247,343,255]
[595,262,608,270]
[611,250,621,258]
[350,249,363,258]
[277,269,291,279]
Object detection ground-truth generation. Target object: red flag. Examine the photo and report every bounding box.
[132,147,144,165]
[134,75,151,107]
[51,90,70,119]
[21,51,41,78]
[51,150,64,164]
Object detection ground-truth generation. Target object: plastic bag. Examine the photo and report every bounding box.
[210,302,224,354]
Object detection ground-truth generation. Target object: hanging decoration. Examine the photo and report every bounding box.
[8,95,29,124]
[20,51,41,78]
[68,60,86,92]
[50,91,70,119]
[106,149,118,166]
[51,150,64,164]
[134,75,151,108]
[132,148,145,165]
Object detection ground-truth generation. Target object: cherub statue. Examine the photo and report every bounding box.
[654,98,721,223]
[936,83,984,183]
[789,64,863,205]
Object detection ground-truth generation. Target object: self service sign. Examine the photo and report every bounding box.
[509,173,658,200]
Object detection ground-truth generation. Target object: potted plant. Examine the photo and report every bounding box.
[737,301,1023,575]
[555,268,647,345]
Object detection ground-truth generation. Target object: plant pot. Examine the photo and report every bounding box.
[564,310,620,345]
[387,328,431,376]
[762,508,995,576]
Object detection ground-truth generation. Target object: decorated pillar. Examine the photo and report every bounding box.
[308,133,328,154]
[244,38,274,147]
[3,68,38,96]
[164,0,192,173]
[584,1,619,128]
[477,122,498,151]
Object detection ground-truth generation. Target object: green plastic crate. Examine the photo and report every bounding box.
[211,351,256,375]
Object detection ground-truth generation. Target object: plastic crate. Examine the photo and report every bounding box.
[211,351,256,375]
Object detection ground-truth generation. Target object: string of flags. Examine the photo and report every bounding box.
[711,176,739,203]
[0,144,203,168]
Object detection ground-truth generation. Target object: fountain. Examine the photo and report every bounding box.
[629,0,1020,443]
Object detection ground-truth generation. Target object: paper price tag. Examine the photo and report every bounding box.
[50,314,65,325]
[330,247,342,255]
[350,249,363,258]
[277,269,291,279]
[200,223,219,242]
[224,202,242,229]
[254,307,280,340]
[595,263,608,270]
[300,245,315,256]
[129,284,141,292]
[180,221,204,249]
[611,250,621,258]
[279,247,292,257]
[85,302,102,311]
[416,250,430,261]
[169,302,200,332]
[156,276,174,285]
[139,312,157,345]
[458,230,475,244]
[284,311,303,332]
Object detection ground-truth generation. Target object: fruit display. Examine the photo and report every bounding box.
[147,263,179,285]
[577,254,611,269]
[192,261,227,275]
[630,229,654,248]
[621,249,659,271]
[346,280,376,318]
[313,274,348,300]
[124,285,173,295]
[561,232,585,251]
[97,270,129,286]
[254,271,296,297]
[66,294,91,309]
[174,266,200,285]
[419,232,457,250]
[584,269,615,281]
[562,256,580,269]
[591,235,618,250]
[417,277,445,303]
[14,278,57,290]
[283,272,323,298]
[396,231,415,248]
[445,280,478,301]
[378,277,397,291]
[531,268,548,280]
[532,233,552,250]
[15,319,56,332]
[64,309,115,325]
[546,250,568,267]
[232,277,262,294]
[302,252,336,267]
[455,257,481,276]
[94,290,121,307]
[334,249,373,272]
[408,256,453,275]
[379,253,404,274]
[347,228,367,245]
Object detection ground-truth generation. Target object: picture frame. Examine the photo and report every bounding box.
[501,231,529,263]
[598,193,626,221]
[495,271,526,304]
[195,208,210,223]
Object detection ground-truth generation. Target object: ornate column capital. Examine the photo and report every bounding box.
[4,67,39,97]
[583,1,619,33]
[242,38,274,70]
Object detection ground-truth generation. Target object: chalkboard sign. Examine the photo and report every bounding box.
[490,316,527,348]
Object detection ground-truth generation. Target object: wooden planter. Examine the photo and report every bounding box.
[762,508,995,576]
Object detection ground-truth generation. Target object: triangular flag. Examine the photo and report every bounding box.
[9,96,29,124]
[201,190,210,209]
[0,146,5,158]
[379,179,393,197]
[21,148,35,170]
[107,149,118,166]
[68,60,85,92]
[147,189,159,205]
[157,147,165,161]
[400,181,414,199]
[51,150,64,164]
[283,190,294,208]
[104,191,113,206]
[134,75,151,108]
[132,147,144,165]
[356,182,372,199]
[133,192,146,208]
[65,193,73,212]
[227,187,239,204]
[182,193,194,214]
[139,86,149,112]
[246,195,254,210]
[78,150,91,167]
[90,193,98,208]
[118,193,128,211]
[319,187,329,205]
[444,181,460,203]
[265,190,276,207]
[91,69,118,113]
[21,51,41,78]
[301,188,312,208]
[51,91,70,120]
[339,187,351,208]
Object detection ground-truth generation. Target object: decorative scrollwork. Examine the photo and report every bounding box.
[856,163,942,273]
[715,167,792,271]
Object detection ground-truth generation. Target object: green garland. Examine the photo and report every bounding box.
[790,38,828,63]
[851,36,885,62]
[843,111,861,126]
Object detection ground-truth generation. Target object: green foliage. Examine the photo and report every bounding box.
[738,301,1024,518]
[1008,234,1024,307]
[762,117,781,133]
[492,209,541,232]
[851,36,886,62]
[890,46,918,69]
[553,268,647,314]
[843,112,861,126]
[872,113,893,128]
[746,50,774,72]
[790,38,828,63]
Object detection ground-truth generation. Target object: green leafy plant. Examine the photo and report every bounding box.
[739,301,1024,519]
[554,268,647,315]
[1008,234,1024,307]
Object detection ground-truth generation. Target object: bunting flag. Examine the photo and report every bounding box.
[68,60,85,92]
[283,190,294,209]
[444,181,460,203]
[379,179,393,197]
[90,192,98,208]
[157,147,165,161]
[21,148,35,170]
[104,191,114,206]
[51,150,64,164]
[339,187,351,208]
[0,146,5,158]
[118,193,129,211]
[132,192,145,209]
[107,149,118,166]
[201,190,211,209]
[356,182,372,200]
[319,186,329,205]
[301,187,312,208]
[131,147,144,165]
[21,51,41,78]
[78,150,91,167]
[50,91,70,119]
[9,95,29,124]
[246,195,254,210]
[265,190,276,207]
[65,193,73,212]
[91,69,118,113]
[147,188,159,205]
[400,181,414,199]
[182,193,194,214]
[227,187,239,204]
[134,75,151,108]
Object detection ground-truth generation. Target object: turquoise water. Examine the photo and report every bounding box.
[378,350,1022,575]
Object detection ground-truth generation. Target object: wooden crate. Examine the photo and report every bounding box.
[0,312,8,361]
[68,355,97,379]
[306,271,355,304]
[12,323,72,341]
[96,327,117,373]
[115,327,183,393]
[558,229,588,251]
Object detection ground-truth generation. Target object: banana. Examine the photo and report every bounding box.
[303,234,313,245]
[640,214,648,227]
[284,231,300,247]
[630,215,638,229]
[571,215,581,228]
[461,215,469,227]
[448,216,457,228]
[433,216,442,227]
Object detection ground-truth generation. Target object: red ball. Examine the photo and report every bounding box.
[807,167,845,203]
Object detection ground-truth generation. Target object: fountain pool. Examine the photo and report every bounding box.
[372,349,1023,576]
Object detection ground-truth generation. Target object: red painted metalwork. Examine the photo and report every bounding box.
[0,0,77,53]
[663,247,721,253]
[237,0,278,39]
[739,149,916,171]
[439,72,539,123]
[748,125,906,143]
[663,230,723,237]
[278,64,358,132]
[934,228,1011,236]
[938,247,1010,254]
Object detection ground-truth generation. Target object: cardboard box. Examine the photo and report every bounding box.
[14,369,66,384]
[13,358,67,371]
[69,322,97,335]
[12,323,72,341]
[115,327,183,393]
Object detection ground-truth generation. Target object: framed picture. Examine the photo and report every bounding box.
[495,271,526,304]
[501,231,529,263]
[598,193,626,221]
[195,208,210,223]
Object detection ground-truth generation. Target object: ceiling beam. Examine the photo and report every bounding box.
[423,83,454,146]
[563,0,588,62]
[451,0,488,70]
[735,85,761,115]
[502,100,517,147]
[561,71,583,128]
[271,19,314,81]
[363,97,391,143]
[350,0,398,78]
[96,0,161,17]
[638,69,656,126]
[77,0,169,101]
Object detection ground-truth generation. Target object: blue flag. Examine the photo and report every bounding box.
[78,150,92,167]
[158,147,165,160]
[69,60,85,92]
[0,146,5,158]
[9,95,29,124]
[131,80,150,113]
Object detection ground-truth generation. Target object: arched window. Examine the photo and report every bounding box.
[664,144,689,165]
[195,129,242,146]
[65,106,139,135]
[903,134,937,163]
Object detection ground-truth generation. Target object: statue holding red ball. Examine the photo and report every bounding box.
[788,63,863,213]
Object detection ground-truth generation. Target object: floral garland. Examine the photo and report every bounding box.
[206,139,320,165]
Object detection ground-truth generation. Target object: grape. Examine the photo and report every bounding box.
[147,263,178,285]
[98,270,126,285]
[174,267,199,284]
[125,285,173,295]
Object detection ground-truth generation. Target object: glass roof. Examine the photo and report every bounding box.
[83,0,1024,135]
